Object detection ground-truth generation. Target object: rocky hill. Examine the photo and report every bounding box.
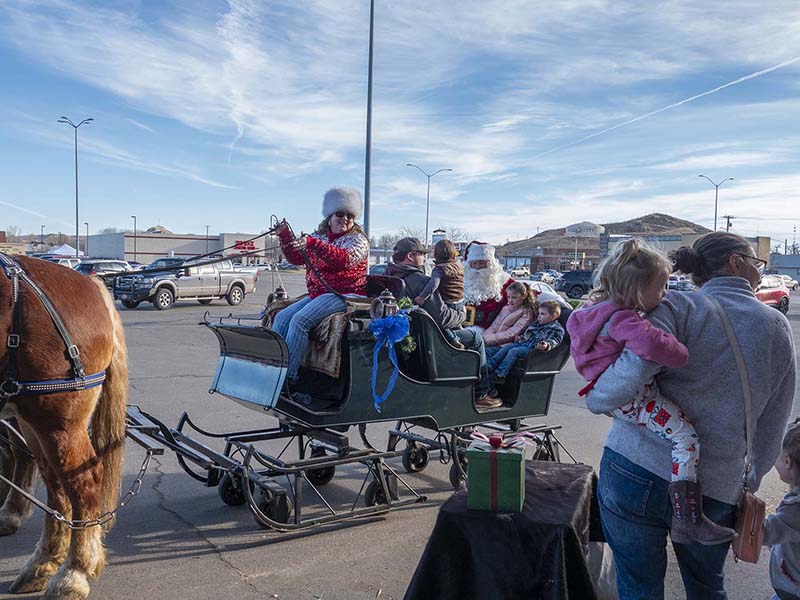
[500,213,708,252]
[603,213,709,235]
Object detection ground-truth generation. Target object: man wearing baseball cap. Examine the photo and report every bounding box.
[386,238,493,407]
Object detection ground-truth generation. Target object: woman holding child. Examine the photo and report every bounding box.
[578,232,795,599]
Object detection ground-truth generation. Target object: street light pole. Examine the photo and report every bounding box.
[84,222,89,257]
[405,164,453,247]
[698,175,734,231]
[58,116,93,258]
[40,225,45,249]
[362,0,375,238]
[205,225,210,255]
[131,215,137,263]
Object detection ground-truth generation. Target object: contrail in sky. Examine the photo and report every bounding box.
[0,200,49,219]
[533,55,800,159]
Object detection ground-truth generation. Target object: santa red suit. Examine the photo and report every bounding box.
[463,242,515,331]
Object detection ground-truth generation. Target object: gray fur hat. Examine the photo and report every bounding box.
[322,187,362,220]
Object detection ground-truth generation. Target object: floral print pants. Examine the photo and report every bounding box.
[609,381,699,481]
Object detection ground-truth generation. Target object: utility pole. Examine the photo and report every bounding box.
[722,215,734,232]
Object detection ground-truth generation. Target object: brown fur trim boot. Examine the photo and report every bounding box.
[669,480,736,546]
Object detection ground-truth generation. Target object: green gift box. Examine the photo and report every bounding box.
[466,437,525,512]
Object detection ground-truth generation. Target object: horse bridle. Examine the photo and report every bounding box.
[0,253,106,413]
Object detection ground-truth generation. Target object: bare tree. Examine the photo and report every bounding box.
[436,226,474,243]
[4,225,21,241]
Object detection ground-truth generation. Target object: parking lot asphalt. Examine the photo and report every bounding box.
[1,273,798,600]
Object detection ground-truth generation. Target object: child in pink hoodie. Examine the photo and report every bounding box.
[567,238,735,546]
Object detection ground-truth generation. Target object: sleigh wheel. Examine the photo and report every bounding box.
[218,472,253,506]
[254,490,293,528]
[306,447,336,486]
[364,470,398,506]
[401,444,429,473]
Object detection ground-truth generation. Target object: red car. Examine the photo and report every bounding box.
[755,276,790,314]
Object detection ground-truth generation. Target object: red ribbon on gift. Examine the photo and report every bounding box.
[469,432,531,511]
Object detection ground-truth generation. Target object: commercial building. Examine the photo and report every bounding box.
[770,254,800,278]
[86,227,279,265]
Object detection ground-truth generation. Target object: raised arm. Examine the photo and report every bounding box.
[416,269,443,304]
[277,227,305,265]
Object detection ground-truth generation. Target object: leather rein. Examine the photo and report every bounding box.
[0,253,105,413]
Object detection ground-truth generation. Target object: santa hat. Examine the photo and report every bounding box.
[322,187,362,220]
[465,241,495,262]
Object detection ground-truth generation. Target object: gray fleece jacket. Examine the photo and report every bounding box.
[585,276,795,504]
[764,487,800,597]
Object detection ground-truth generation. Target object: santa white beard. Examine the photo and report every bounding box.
[463,261,510,304]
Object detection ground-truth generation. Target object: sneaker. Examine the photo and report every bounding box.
[475,394,503,409]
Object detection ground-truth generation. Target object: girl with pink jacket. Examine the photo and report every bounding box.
[481,281,536,346]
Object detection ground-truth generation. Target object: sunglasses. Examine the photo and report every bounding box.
[734,252,767,275]
[334,211,356,220]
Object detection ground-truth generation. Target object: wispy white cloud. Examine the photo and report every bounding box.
[125,118,154,133]
[1,1,800,238]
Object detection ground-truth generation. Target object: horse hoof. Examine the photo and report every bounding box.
[0,513,22,536]
[41,568,90,600]
[8,572,51,594]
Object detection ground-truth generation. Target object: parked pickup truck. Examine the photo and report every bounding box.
[114,259,256,310]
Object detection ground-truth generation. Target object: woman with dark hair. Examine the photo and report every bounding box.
[275,187,369,386]
[585,231,795,599]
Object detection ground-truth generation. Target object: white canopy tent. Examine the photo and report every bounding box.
[48,244,83,256]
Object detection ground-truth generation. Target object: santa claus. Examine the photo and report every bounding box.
[463,241,516,332]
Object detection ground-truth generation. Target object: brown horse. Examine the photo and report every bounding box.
[0,256,127,600]
[0,418,37,535]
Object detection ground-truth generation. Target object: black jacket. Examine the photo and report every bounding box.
[385,262,463,329]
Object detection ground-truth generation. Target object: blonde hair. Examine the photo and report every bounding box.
[507,281,538,313]
[590,238,671,310]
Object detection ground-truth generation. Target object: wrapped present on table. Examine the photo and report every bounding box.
[466,433,525,512]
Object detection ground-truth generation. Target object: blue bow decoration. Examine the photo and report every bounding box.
[368,312,410,412]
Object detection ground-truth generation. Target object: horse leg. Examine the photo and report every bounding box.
[0,436,37,536]
[0,429,12,503]
[0,421,37,536]
[39,425,106,600]
[8,425,72,594]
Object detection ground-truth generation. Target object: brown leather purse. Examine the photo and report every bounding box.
[709,295,765,563]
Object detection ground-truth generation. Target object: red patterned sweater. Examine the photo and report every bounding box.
[279,228,368,298]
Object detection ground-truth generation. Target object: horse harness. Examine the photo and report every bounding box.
[0,253,106,413]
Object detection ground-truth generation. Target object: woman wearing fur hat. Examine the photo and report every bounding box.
[275,187,369,387]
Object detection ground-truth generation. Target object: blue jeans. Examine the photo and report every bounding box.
[451,328,489,397]
[598,448,736,600]
[487,342,530,377]
[272,294,346,381]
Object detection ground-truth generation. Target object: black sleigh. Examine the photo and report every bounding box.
[127,275,574,531]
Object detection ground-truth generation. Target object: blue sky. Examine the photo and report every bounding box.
[1,1,799,246]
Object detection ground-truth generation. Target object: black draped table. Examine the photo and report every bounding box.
[404,461,604,600]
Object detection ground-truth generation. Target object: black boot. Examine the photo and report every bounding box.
[669,480,736,546]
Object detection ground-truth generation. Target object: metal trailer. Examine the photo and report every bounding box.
[126,275,574,532]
